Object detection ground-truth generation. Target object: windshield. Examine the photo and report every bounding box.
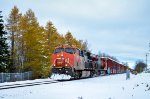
[65,48,75,54]
[54,48,64,53]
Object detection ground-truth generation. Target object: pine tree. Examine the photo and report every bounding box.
[64,31,88,50]
[135,60,146,73]
[22,9,42,78]
[43,21,65,77]
[79,40,88,50]
[65,31,74,46]
[45,21,64,53]
[6,6,22,72]
[0,11,10,72]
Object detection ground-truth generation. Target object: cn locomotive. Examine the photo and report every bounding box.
[51,45,127,79]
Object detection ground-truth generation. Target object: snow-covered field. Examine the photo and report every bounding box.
[0,73,150,99]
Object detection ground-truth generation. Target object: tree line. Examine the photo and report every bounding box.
[0,6,88,78]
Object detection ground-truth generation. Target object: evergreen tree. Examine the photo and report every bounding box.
[45,21,64,53]
[0,11,10,72]
[65,31,74,46]
[44,21,65,76]
[64,31,88,50]
[6,6,22,72]
[22,9,43,78]
[135,60,146,73]
[79,40,88,50]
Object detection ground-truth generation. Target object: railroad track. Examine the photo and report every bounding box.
[0,80,59,90]
[0,74,109,90]
[0,77,88,90]
[0,77,96,90]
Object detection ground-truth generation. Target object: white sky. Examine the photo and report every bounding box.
[1,0,150,68]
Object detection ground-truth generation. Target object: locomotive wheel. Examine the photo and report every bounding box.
[100,70,106,75]
[73,71,80,79]
[89,71,94,77]
[79,71,82,78]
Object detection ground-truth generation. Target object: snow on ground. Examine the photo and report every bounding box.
[0,73,150,99]
[50,74,71,80]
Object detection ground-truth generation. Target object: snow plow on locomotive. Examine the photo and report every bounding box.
[50,45,128,80]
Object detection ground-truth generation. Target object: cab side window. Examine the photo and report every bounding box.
[76,49,80,55]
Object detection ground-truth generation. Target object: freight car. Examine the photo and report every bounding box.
[100,57,127,74]
[51,45,127,79]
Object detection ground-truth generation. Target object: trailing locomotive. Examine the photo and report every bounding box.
[51,45,127,79]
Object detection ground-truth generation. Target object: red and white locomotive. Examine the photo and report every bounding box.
[51,45,127,79]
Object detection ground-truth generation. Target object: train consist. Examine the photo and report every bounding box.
[51,45,127,79]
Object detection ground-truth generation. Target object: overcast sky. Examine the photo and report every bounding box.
[1,0,150,68]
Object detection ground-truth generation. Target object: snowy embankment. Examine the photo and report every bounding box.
[0,73,150,99]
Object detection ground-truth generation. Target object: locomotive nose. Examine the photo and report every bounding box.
[55,58,65,66]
